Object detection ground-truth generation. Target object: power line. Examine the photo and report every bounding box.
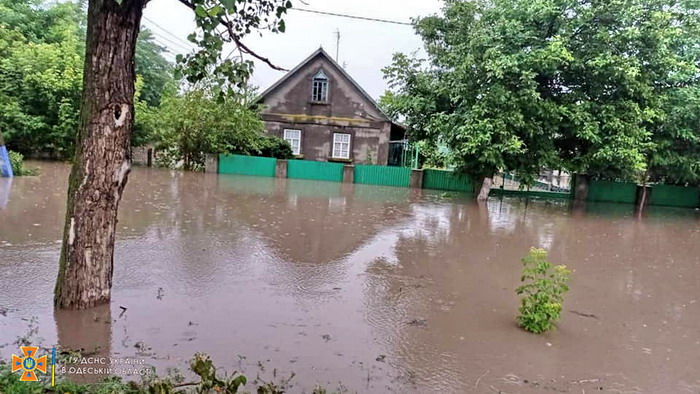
[291,8,413,26]
[151,41,179,56]
[147,30,194,53]
[142,16,195,48]
[141,6,413,61]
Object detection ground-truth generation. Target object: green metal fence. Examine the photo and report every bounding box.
[490,189,572,200]
[288,160,344,182]
[586,180,638,204]
[649,184,700,208]
[423,169,474,192]
[354,165,411,187]
[219,154,276,177]
[216,155,700,209]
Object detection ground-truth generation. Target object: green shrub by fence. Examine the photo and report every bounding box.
[649,184,700,208]
[586,180,638,204]
[354,164,411,187]
[423,169,474,192]
[288,160,344,182]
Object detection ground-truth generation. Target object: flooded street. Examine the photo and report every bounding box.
[1,162,700,393]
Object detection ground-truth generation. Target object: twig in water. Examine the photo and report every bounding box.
[173,382,198,388]
[571,378,601,384]
[569,310,599,319]
[475,369,490,388]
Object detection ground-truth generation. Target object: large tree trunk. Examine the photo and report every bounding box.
[54,0,144,309]
[476,176,493,201]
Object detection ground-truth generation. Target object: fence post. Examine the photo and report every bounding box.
[410,169,424,189]
[343,164,354,183]
[573,174,590,201]
[204,154,219,174]
[276,159,288,178]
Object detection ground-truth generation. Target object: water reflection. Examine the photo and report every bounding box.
[0,162,699,393]
[0,178,11,209]
[55,304,112,383]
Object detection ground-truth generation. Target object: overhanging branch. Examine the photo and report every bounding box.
[174,0,287,71]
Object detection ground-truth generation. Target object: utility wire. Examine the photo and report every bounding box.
[142,7,412,61]
[290,8,413,26]
[148,31,195,53]
[143,16,194,47]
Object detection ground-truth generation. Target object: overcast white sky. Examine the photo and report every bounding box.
[142,0,443,99]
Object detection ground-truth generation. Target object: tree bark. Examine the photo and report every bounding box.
[54,0,144,309]
[635,184,651,216]
[476,176,493,201]
[573,174,590,201]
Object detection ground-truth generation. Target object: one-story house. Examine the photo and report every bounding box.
[257,48,406,165]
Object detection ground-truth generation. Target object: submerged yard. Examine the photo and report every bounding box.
[0,162,699,393]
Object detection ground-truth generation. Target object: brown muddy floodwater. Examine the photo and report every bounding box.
[1,162,699,393]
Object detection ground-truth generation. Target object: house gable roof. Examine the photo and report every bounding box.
[257,47,390,121]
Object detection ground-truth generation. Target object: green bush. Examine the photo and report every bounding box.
[256,135,294,159]
[0,353,312,393]
[8,150,37,176]
[516,248,571,333]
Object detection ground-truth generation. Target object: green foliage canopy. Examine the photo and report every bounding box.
[141,85,291,170]
[384,0,700,185]
[0,0,174,158]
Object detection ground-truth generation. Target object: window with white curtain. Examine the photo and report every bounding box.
[332,133,351,159]
[283,129,301,155]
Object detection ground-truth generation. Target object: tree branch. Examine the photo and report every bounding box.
[174,0,287,71]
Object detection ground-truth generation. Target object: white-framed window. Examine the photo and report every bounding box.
[312,70,329,102]
[332,133,351,159]
[283,129,302,155]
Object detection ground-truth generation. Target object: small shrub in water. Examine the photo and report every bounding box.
[9,150,38,176]
[516,247,571,333]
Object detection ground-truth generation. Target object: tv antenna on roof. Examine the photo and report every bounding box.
[334,28,340,62]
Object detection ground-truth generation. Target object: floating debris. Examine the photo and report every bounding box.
[407,318,428,328]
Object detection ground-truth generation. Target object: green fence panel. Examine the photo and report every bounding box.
[219,154,277,177]
[490,189,571,200]
[649,184,700,208]
[354,165,411,187]
[587,180,637,204]
[423,169,474,192]
[287,160,344,182]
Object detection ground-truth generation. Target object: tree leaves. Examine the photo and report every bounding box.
[221,0,236,10]
[194,5,208,19]
[383,0,700,185]
[176,0,292,100]
[0,1,173,157]
[139,82,285,170]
